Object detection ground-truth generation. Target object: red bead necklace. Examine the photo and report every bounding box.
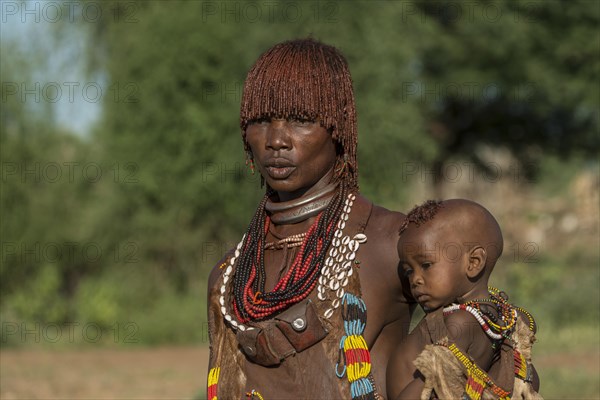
[234,213,332,323]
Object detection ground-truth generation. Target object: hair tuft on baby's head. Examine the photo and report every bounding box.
[399,200,443,235]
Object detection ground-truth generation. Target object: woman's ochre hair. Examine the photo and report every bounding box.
[240,38,358,190]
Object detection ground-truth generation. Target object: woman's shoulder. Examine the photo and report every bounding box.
[355,193,406,235]
[207,249,235,291]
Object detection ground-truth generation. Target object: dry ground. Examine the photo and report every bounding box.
[1,346,208,400]
[1,346,598,399]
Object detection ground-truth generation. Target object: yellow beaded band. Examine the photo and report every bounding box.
[447,343,512,399]
[207,367,220,400]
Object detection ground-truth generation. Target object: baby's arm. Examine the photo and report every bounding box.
[444,310,496,371]
[386,319,428,400]
[396,377,427,400]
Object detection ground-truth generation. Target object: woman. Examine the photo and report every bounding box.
[207,38,414,399]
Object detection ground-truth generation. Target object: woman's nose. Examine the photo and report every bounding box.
[266,119,292,150]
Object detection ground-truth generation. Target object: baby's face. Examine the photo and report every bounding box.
[398,221,470,312]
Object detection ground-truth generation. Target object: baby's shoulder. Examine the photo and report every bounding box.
[442,308,491,348]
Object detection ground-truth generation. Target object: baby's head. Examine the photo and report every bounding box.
[397,199,503,312]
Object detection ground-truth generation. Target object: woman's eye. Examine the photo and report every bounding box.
[248,117,269,126]
[289,117,314,126]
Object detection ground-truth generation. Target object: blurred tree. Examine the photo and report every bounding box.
[411,0,599,194]
[1,37,102,322]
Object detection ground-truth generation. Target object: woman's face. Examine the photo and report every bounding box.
[245,117,337,200]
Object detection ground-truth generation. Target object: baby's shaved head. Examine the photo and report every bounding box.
[401,199,504,272]
[438,199,503,269]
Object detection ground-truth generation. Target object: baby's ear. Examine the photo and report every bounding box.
[466,247,487,278]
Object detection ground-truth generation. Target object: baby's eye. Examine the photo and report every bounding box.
[421,262,432,269]
[401,266,413,277]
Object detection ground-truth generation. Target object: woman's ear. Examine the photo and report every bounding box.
[467,247,487,279]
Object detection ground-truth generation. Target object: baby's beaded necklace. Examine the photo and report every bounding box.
[443,287,520,342]
[440,287,538,399]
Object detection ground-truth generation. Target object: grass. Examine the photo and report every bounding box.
[534,324,599,399]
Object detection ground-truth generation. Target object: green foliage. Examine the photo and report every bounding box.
[7,264,69,323]
[411,0,599,185]
[74,266,206,345]
[539,364,600,399]
[2,54,103,314]
[492,252,600,328]
[535,325,600,398]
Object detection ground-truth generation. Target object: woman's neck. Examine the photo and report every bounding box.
[266,184,337,225]
[266,170,338,225]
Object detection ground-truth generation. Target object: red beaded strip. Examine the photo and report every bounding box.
[514,350,528,381]
[207,367,220,400]
[465,373,486,400]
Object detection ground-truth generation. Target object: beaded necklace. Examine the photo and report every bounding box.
[222,185,348,326]
[438,287,537,400]
[469,286,537,332]
[220,190,367,332]
[443,287,521,343]
[264,232,307,250]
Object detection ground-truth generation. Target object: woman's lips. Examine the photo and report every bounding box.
[263,157,296,179]
[265,166,296,179]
